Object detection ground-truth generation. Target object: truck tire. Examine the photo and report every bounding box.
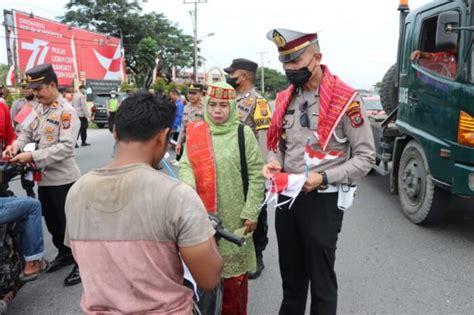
[97,123,105,128]
[397,140,448,224]
[380,64,398,114]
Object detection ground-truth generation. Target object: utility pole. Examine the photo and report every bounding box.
[257,51,267,93]
[185,0,207,82]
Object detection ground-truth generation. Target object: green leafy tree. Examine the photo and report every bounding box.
[373,81,382,94]
[150,77,167,94]
[135,37,158,88]
[0,64,9,84]
[119,81,136,92]
[255,67,289,96]
[60,0,194,86]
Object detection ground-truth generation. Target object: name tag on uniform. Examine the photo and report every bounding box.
[46,118,60,126]
[285,109,295,115]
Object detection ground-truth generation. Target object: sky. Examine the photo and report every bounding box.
[0,0,432,89]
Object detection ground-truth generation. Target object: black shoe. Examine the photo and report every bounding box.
[64,265,81,286]
[81,142,91,146]
[46,254,74,273]
[75,143,79,148]
[248,256,265,280]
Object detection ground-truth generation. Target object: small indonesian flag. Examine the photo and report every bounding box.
[268,173,289,193]
[264,172,306,209]
[14,104,37,129]
[304,144,345,167]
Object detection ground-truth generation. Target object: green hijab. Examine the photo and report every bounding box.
[204,81,239,135]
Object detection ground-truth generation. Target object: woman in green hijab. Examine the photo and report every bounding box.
[179,81,264,315]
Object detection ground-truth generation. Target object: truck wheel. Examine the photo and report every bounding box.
[380,64,398,114]
[397,140,447,224]
[97,123,105,128]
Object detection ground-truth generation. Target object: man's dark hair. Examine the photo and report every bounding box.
[79,85,86,90]
[115,91,176,142]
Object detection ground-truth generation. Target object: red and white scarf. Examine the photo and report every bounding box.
[267,65,357,152]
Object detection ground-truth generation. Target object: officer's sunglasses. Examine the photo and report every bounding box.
[299,101,310,128]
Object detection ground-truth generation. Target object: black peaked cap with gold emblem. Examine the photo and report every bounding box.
[188,83,204,92]
[25,64,58,89]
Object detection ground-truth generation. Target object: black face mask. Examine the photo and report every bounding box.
[25,94,35,101]
[285,56,317,87]
[226,76,239,89]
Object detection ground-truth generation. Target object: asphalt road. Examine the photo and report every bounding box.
[7,129,474,314]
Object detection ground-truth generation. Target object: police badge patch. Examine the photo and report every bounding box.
[61,112,72,130]
[346,101,364,128]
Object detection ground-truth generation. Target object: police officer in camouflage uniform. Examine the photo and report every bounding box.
[263,29,376,314]
[3,64,82,287]
[224,58,272,279]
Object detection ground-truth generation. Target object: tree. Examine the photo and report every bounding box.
[255,67,289,95]
[60,0,194,86]
[373,81,382,94]
[0,64,9,85]
[135,37,158,89]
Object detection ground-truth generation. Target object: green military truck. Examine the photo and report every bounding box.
[373,0,474,224]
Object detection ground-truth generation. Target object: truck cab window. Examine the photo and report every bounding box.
[412,15,459,79]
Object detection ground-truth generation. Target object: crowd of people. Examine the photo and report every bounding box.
[0,27,379,315]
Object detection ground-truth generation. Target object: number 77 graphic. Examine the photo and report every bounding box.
[22,39,50,70]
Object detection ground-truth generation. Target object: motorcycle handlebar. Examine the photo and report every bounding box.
[215,226,246,247]
[208,213,246,247]
[0,159,40,172]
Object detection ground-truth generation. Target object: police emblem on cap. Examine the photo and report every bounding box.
[273,30,286,48]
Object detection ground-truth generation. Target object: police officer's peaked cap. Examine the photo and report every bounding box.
[20,78,28,88]
[224,58,258,74]
[188,83,204,92]
[25,64,58,89]
[266,28,318,63]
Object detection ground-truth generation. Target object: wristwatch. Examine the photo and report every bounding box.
[318,171,328,189]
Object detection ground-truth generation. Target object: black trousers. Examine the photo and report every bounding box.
[108,112,116,133]
[275,191,343,315]
[78,117,88,143]
[38,183,74,256]
[253,204,268,257]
